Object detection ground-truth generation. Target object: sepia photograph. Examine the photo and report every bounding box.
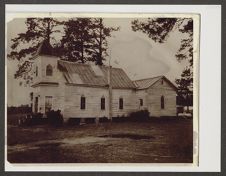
[6,13,198,165]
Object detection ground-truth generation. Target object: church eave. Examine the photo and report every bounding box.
[31,82,59,87]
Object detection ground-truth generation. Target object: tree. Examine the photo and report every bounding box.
[131,18,193,65]
[8,18,62,81]
[61,18,119,65]
[60,18,93,63]
[88,18,119,65]
[131,18,193,107]
[175,67,193,111]
[9,17,119,85]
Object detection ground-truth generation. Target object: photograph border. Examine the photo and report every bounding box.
[0,0,224,176]
[4,12,200,169]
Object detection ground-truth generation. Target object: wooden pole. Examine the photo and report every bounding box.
[108,50,112,122]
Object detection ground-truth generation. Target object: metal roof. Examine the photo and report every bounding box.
[58,60,136,89]
[36,40,54,56]
[133,76,177,90]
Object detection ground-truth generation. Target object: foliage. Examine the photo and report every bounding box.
[131,18,194,105]
[131,18,193,66]
[7,105,32,114]
[128,110,150,121]
[67,118,81,126]
[46,110,63,126]
[176,67,193,108]
[99,116,109,123]
[132,18,178,43]
[8,18,119,84]
[88,18,119,65]
[60,18,93,63]
[113,110,150,122]
[61,18,119,65]
[8,18,62,81]
[18,113,45,126]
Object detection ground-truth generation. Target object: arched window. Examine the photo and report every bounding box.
[36,66,38,77]
[80,95,86,110]
[46,64,53,76]
[139,99,143,106]
[161,96,165,109]
[119,97,123,110]
[101,96,105,110]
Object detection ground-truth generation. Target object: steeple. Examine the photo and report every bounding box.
[36,39,54,56]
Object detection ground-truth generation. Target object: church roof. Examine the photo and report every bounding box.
[58,60,136,89]
[36,39,54,56]
[133,75,177,90]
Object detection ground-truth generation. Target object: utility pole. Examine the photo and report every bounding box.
[108,50,112,122]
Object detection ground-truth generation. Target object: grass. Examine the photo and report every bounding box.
[7,116,193,163]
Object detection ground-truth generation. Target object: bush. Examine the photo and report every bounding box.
[128,110,150,122]
[113,115,127,122]
[32,112,43,119]
[111,110,150,123]
[46,110,63,127]
[99,116,110,123]
[67,118,81,126]
[85,118,95,124]
[8,105,32,114]
[18,113,45,126]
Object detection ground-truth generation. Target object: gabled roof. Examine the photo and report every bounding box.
[35,40,54,56]
[58,60,136,89]
[133,75,177,90]
[33,40,59,58]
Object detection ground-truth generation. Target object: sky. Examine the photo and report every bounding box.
[7,18,188,106]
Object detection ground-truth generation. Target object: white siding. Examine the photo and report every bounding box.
[32,55,59,84]
[63,86,138,118]
[147,79,177,117]
[31,55,177,119]
[135,90,149,110]
[111,89,137,117]
[31,55,65,114]
[64,85,109,118]
[32,82,65,114]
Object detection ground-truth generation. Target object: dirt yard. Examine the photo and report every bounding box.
[7,119,193,163]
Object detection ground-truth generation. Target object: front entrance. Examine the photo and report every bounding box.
[45,96,53,113]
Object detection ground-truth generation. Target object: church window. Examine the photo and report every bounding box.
[81,96,86,110]
[46,64,53,76]
[161,96,165,109]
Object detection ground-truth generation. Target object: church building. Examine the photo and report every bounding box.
[31,41,177,121]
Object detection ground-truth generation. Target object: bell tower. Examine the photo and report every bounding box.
[31,40,60,113]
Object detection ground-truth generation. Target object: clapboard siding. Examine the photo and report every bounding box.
[31,55,177,119]
[32,81,65,114]
[63,86,138,118]
[32,55,59,84]
[31,55,66,114]
[111,89,137,117]
[64,85,109,118]
[135,90,149,110]
[147,79,177,116]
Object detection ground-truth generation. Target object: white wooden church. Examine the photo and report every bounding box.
[31,41,177,121]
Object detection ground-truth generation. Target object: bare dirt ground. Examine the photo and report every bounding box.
[7,119,193,163]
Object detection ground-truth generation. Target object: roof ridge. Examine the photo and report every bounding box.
[133,75,163,82]
[58,60,90,66]
[58,60,136,89]
[58,59,124,70]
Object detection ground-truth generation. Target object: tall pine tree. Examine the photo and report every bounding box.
[60,18,93,63]
[88,18,119,65]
